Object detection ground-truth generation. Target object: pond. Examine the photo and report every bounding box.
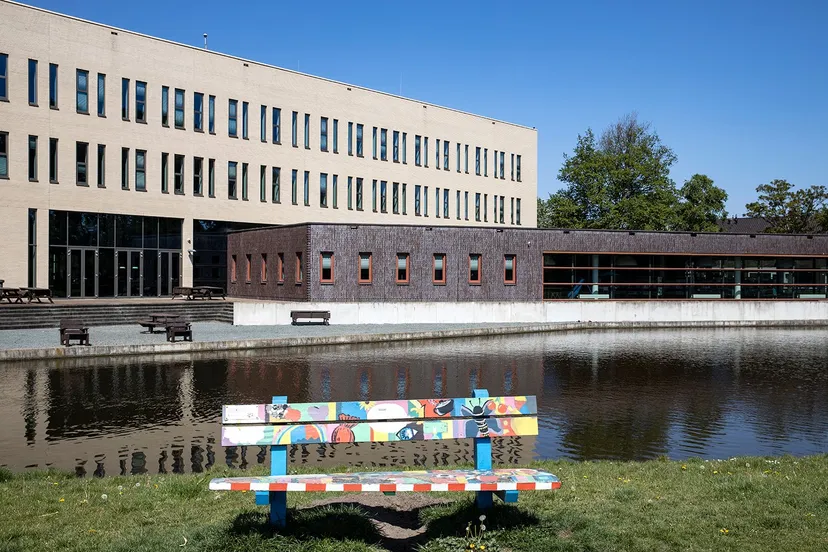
[1,327,826,476]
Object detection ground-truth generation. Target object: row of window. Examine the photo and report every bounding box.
[230,252,518,286]
[0,54,524,183]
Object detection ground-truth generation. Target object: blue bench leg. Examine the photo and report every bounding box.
[476,490,494,509]
[269,491,287,527]
[269,395,288,528]
[496,490,519,503]
[473,389,493,510]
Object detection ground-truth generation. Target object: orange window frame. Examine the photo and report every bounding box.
[504,254,516,285]
[245,254,252,282]
[358,253,373,284]
[277,253,284,283]
[396,253,410,284]
[469,254,482,285]
[230,255,237,282]
[261,253,267,282]
[320,252,335,284]
[295,252,303,283]
[433,253,446,285]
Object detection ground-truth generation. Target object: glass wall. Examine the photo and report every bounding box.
[193,220,264,289]
[543,253,828,300]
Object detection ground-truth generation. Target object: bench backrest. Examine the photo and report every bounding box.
[60,319,85,330]
[221,394,537,447]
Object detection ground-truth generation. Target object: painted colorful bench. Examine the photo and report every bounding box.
[209,390,560,527]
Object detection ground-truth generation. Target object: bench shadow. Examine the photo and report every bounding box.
[228,504,382,543]
[421,501,542,539]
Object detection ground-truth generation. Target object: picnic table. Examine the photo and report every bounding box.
[0,288,25,304]
[20,287,54,303]
[171,286,226,300]
[138,313,182,333]
[60,319,90,346]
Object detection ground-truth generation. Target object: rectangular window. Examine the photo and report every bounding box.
[396,253,409,284]
[359,253,372,284]
[516,155,522,181]
[415,185,421,216]
[493,195,498,223]
[161,86,169,126]
[194,93,204,131]
[120,147,129,190]
[484,194,488,222]
[332,119,339,153]
[27,208,36,287]
[295,252,303,283]
[277,253,285,283]
[96,73,105,116]
[261,253,268,282]
[475,193,481,221]
[435,139,440,168]
[135,81,147,123]
[332,174,338,209]
[292,111,298,146]
[260,165,267,202]
[433,254,446,284]
[464,191,469,220]
[291,169,298,205]
[500,195,505,223]
[135,150,146,191]
[415,135,421,166]
[76,70,88,113]
[173,154,184,194]
[97,144,105,188]
[347,176,353,210]
[402,183,407,215]
[245,254,251,283]
[174,88,184,129]
[372,127,378,159]
[456,190,461,219]
[381,181,387,213]
[272,107,281,143]
[320,116,328,151]
[228,161,237,199]
[493,150,498,177]
[504,255,516,284]
[242,101,249,139]
[208,95,215,133]
[511,153,515,180]
[380,128,387,161]
[475,147,481,175]
[208,158,215,197]
[28,135,37,181]
[469,254,482,284]
[424,137,429,167]
[443,140,450,170]
[500,151,506,179]
[0,132,7,178]
[348,122,353,155]
[0,54,7,101]
[511,197,515,225]
[356,123,364,156]
[484,148,488,176]
[241,162,248,200]
[393,182,399,214]
[372,180,378,212]
[230,255,237,282]
[356,177,364,210]
[303,171,310,206]
[516,198,521,225]
[48,138,58,183]
[402,132,407,164]
[320,252,334,284]
[228,99,238,137]
[392,131,400,162]
[304,113,310,149]
[48,63,57,108]
[320,173,328,207]
[443,188,449,218]
[435,188,440,218]
[272,167,281,203]
[457,143,461,172]
[75,142,88,185]
[423,185,429,216]
[28,59,37,105]
[194,157,203,195]
[161,152,169,193]
[121,78,129,120]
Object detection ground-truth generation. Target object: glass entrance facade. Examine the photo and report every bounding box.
[49,210,182,297]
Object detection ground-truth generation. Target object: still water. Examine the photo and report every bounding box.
[1,327,827,476]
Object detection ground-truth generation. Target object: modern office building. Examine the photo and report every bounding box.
[0,0,537,297]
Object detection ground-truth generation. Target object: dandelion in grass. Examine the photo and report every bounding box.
[117,485,124,492]
[59,498,65,502]
[101,494,108,500]
[681,465,687,471]
[719,528,729,535]
[135,483,141,487]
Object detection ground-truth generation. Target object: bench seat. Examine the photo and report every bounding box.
[210,468,560,493]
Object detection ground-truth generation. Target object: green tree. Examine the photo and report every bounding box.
[744,180,828,233]
[676,174,728,232]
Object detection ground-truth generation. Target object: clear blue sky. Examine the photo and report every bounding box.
[26,0,828,215]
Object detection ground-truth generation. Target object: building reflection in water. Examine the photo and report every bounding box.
[1,328,827,476]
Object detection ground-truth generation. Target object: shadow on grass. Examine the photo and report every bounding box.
[228,504,383,543]
[422,501,541,539]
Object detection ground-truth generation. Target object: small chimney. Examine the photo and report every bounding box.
[203,33,208,50]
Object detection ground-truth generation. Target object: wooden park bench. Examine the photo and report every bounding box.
[59,319,90,346]
[166,322,192,342]
[138,313,181,333]
[192,286,226,300]
[209,389,560,527]
[171,286,193,300]
[21,287,54,303]
[290,310,331,325]
[0,288,25,304]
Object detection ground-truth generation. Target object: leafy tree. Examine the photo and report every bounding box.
[676,174,728,232]
[744,180,828,233]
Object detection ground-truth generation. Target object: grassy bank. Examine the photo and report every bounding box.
[1,455,827,551]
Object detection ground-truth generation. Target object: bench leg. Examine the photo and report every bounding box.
[473,389,494,510]
[496,490,519,503]
[270,395,288,527]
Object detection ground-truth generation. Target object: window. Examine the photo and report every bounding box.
[194,93,204,131]
[120,147,129,190]
[356,177,364,210]
[504,255,516,284]
[230,255,237,282]
[402,133,407,163]
[320,252,334,283]
[228,100,238,137]
[380,181,387,213]
[0,54,7,101]
[484,148,488,176]
[516,155,522,181]
[260,107,268,142]
[76,142,88,185]
[0,132,7,178]
[415,185,421,215]
[245,254,251,282]
[475,193,481,221]
[272,107,281,143]
[511,197,515,224]
[423,185,429,216]
[303,171,309,206]
[228,161,237,199]
[347,176,353,210]
[380,128,387,160]
[295,252,303,283]
[48,138,58,183]
[493,150,498,177]
[469,254,482,284]
[173,88,184,129]
[291,169,298,205]
[372,180,378,212]
[516,198,521,225]
[208,158,215,197]
[76,70,88,113]
[511,153,515,180]
[435,139,440,168]
[320,173,328,207]
[272,167,281,203]
[194,157,203,195]
[48,63,57,108]
[475,147,481,175]
[174,154,184,194]
[304,113,310,149]
[443,140,449,170]
[28,59,37,106]
[241,162,248,200]
[133,81,146,122]
[97,144,105,188]
[444,188,449,218]
[464,192,469,220]
[96,73,105,116]
[456,190,461,219]
[500,151,505,179]
[457,143,461,172]
[402,183,407,215]
[27,209,36,288]
[261,253,268,282]
[161,152,169,193]
[424,137,429,167]
[348,122,353,155]
[242,101,249,139]
[291,111,298,146]
[500,195,505,223]
[208,95,216,133]
[484,194,488,222]
[396,253,409,284]
[333,119,339,153]
[358,253,372,284]
[415,135,421,166]
[392,182,399,214]
[372,127,378,159]
[28,135,37,181]
[433,254,446,284]
[121,78,129,120]
[320,116,328,151]
[135,150,146,191]
[277,253,285,283]
[332,174,338,209]
[435,188,441,218]
[161,86,169,126]
[356,124,364,156]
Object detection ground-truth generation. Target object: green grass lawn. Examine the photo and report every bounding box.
[1,455,827,551]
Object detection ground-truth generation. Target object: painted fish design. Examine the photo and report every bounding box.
[331,414,359,443]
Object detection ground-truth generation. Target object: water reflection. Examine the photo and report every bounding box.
[0,328,827,475]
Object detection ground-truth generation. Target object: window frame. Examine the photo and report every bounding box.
[320,116,328,152]
[135,149,146,191]
[136,81,147,123]
[261,253,268,283]
[504,254,517,285]
[433,254,446,285]
[48,63,58,109]
[272,107,281,144]
[228,99,238,137]
[242,101,249,139]
[0,54,8,102]
[120,146,129,190]
[96,73,105,117]
[76,69,89,114]
[193,156,203,196]
[161,85,169,126]
[320,252,335,284]
[48,137,58,183]
[469,254,482,285]
[96,144,105,188]
[28,135,37,182]
[228,161,238,199]
[295,252,304,284]
[28,59,38,106]
[230,255,237,283]
[75,141,88,185]
[194,92,204,131]
[174,88,185,129]
[358,252,373,284]
[272,166,281,204]
[303,113,310,149]
[121,77,129,120]
[174,153,184,194]
[396,253,410,285]
[320,172,328,208]
[277,252,285,284]
[245,253,252,283]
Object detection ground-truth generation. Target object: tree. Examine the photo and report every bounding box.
[744,180,828,233]
[676,174,728,232]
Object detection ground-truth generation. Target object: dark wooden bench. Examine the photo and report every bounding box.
[1,288,25,304]
[166,322,192,342]
[290,310,331,325]
[21,287,54,303]
[138,313,181,333]
[193,286,226,300]
[171,286,193,300]
[210,389,559,527]
[60,319,90,346]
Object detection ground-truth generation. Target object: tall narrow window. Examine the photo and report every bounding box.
[392,182,399,214]
[475,193,481,221]
[303,171,310,206]
[272,108,281,143]
[228,99,238,137]
[304,113,310,149]
[483,148,488,176]
[28,135,38,181]
[415,135,421,166]
[504,255,516,284]
[456,143,461,172]
[0,54,8,101]
[424,137,429,167]
[277,253,285,283]
[272,167,281,203]
[443,189,450,218]
[208,158,215,197]
[333,119,339,153]
[242,101,249,139]
[332,174,338,208]
[443,140,450,170]
[396,253,409,284]
[348,122,353,155]
[193,157,203,195]
[372,127,378,159]
[260,105,267,142]
[320,252,334,283]
[295,252,303,283]
[28,59,38,106]
[433,254,446,285]
[121,78,129,120]
[356,178,363,210]
[469,254,482,284]
[510,197,515,224]
[347,176,353,210]
[49,138,58,183]
[415,185,421,216]
[97,144,105,188]
[516,155,522,182]
[516,198,521,225]
[245,254,252,282]
[241,162,248,200]
[320,117,328,151]
[435,139,440,168]
[120,147,129,190]
[358,253,372,284]
[380,128,387,161]
[76,142,88,185]
[96,73,105,116]
[0,132,7,179]
[320,173,328,207]
[161,152,169,193]
[484,194,488,222]
[174,89,184,129]
[291,169,298,205]
[402,183,407,215]
[133,81,146,123]
[76,70,89,113]
[135,150,146,191]
[208,95,216,133]
[435,188,440,218]
[511,153,515,180]
[356,124,364,156]
[423,185,429,216]
[49,63,57,108]
[260,165,267,202]
[380,181,387,213]
[372,180,377,212]
[27,209,36,287]
[500,195,505,223]
[456,190,461,219]
[465,145,469,173]
[194,93,204,131]
[291,111,298,146]
[475,147,481,175]
[161,86,169,126]
[500,151,505,179]
[228,161,237,199]
[402,132,407,163]
[464,191,469,220]
[230,255,237,282]
[261,253,268,282]
[174,154,185,194]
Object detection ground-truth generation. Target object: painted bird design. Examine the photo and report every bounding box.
[331,414,360,443]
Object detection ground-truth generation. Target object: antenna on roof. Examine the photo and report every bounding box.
[203,33,208,50]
